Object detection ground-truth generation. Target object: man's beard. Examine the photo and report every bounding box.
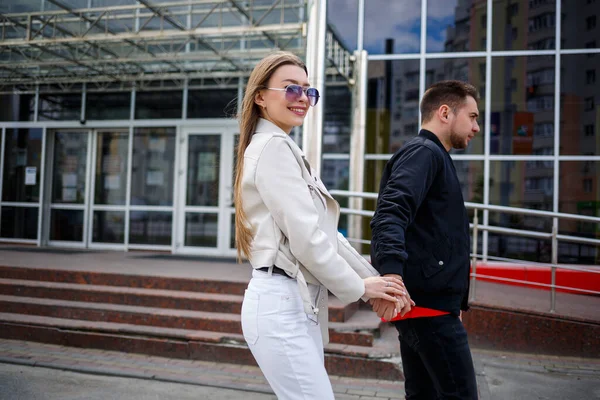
[449,131,468,149]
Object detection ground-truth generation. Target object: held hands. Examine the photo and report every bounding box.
[369,274,415,321]
[362,275,407,303]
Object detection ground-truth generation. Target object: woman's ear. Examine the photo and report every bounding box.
[254,90,265,109]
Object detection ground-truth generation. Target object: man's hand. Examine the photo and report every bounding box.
[370,298,398,321]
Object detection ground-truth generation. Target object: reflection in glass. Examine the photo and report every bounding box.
[131,128,176,206]
[427,0,487,52]
[367,59,420,156]
[561,1,600,50]
[323,85,352,154]
[230,213,236,249]
[489,160,553,261]
[187,88,237,118]
[364,0,421,54]
[327,0,358,50]
[322,159,350,236]
[561,54,600,155]
[135,91,182,119]
[93,211,125,243]
[95,131,128,205]
[426,58,485,155]
[185,213,218,247]
[559,161,599,264]
[491,56,555,155]
[0,93,35,121]
[493,1,556,51]
[50,209,84,241]
[86,92,131,120]
[129,211,172,245]
[2,128,43,202]
[453,160,484,203]
[52,132,88,204]
[187,135,220,207]
[38,92,82,121]
[0,206,38,239]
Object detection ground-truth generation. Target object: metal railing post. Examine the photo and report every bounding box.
[550,222,558,313]
[470,208,479,301]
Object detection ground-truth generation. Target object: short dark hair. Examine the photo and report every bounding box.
[420,80,479,123]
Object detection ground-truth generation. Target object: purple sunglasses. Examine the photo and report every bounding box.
[267,84,320,107]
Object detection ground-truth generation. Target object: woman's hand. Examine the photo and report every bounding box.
[362,276,406,303]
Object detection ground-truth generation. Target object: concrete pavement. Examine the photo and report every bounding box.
[1,339,599,399]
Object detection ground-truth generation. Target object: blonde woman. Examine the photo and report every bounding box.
[234,51,412,399]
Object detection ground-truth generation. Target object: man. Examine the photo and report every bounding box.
[370,80,480,399]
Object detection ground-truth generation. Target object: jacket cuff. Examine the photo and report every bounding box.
[377,256,405,277]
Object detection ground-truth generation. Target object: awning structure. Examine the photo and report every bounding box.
[0,0,353,92]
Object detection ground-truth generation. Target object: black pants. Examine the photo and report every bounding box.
[394,314,478,400]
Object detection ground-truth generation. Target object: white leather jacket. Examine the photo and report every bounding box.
[241,118,378,344]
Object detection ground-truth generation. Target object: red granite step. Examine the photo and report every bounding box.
[0,295,375,347]
[0,265,248,295]
[0,267,358,322]
[0,313,403,380]
[0,278,244,314]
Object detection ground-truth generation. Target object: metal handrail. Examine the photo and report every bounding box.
[330,189,600,313]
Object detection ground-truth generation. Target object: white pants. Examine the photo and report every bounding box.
[241,269,334,400]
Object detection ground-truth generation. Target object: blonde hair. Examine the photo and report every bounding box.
[234,51,308,262]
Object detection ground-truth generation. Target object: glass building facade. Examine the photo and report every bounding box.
[0,0,599,264]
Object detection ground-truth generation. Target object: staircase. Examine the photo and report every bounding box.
[0,265,403,380]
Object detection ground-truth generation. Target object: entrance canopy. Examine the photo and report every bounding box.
[0,0,353,91]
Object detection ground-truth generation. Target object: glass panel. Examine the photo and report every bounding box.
[184,213,218,247]
[493,1,556,51]
[487,232,552,264]
[327,0,358,51]
[187,89,238,118]
[129,211,172,245]
[92,210,125,244]
[0,93,35,121]
[559,161,600,264]
[52,132,88,204]
[490,160,554,209]
[427,0,487,52]
[230,213,236,249]
[0,206,38,239]
[131,128,176,206]
[488,159,554,263]
[86,92,131,120]
[561,54,600,155]
[95,131,128,205]
[453,160,484,203]
[135,91,183,119]
[426,58,485,155]
[2,128,43,202]
[367,59,420,155]
[322,159,350,237]
[364,0,421,54]
[561,0,600,50]
[1,0,43,13]
[491,56,555,155]
[187,135,220,207]
[38,93,82,121]
[50,209,84,241]
[323,85,352,154]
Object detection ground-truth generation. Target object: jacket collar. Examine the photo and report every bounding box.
[254,118,305,157]
[255,118,288,135]
[419,129,448,153]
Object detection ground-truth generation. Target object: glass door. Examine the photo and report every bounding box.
[44,129,130,248]
[177,124,237,256]
[46,130,92,247]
